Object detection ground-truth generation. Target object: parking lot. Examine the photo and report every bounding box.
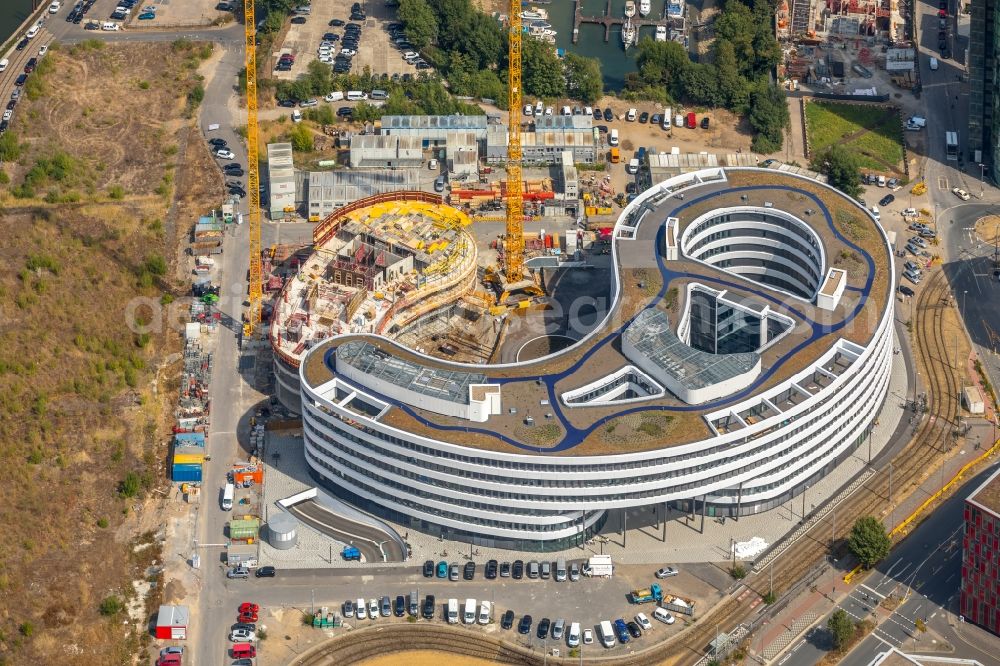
[229,559,726,664]
[272,0,421,81]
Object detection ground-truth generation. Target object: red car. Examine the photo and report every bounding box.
[156,655,181,666]
[238,602,260,614]
[238,610,259,623]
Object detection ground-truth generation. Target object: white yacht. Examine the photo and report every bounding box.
[520,8,548,21]
[622,18,636,49]
[639,0,651,16]
[625,1,636,18]
[655,25,667,41]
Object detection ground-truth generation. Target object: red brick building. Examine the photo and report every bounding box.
[961,466,1000,634]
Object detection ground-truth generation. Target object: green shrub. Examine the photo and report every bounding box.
[99,596,124,616]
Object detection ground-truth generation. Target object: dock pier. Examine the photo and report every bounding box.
[572,0,667,44]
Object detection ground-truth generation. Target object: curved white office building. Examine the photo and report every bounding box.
[297,168,895,551]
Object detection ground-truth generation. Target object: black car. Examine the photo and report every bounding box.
[394,595,406,617]
[627,620,642,638]
[500,609,514,630]
[593,107,602,119]
[0,120,8,134]
[6,100,15,111]
[603,108,613,122]
[639,111,649,124]
[323,32,338,40]
[225,168,245,177]
[421,594,436,619]
[423,559,434,577]
[66,10,78,21]
[14,75,27,87]
[343,599,354,616]
[254,565,275,578]
[15,38,28,51]
[337,106,353,117]
[224,162,242,171]
[350,12,366,20]
[518,614,532,634]
[84,21,99,29]
[898,285,915,297]
[536,617,551,639]
[701,117,710,129]
[111,10,126,19]
[278,99,296,107]
[512,559,524,579]
[229,186,247,198]
[209,138,228,147]
[626,182,637,194]
[334,64,350,73]
[73,13,83,23]
[291,16,307,24]
[330,18,345,26]
[464,561,475,580]
[415,62,431,70]
[485,559,498,579]
[879,194,895,206]
[232,622,256,633]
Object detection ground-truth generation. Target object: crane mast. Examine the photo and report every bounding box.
[505,0,525,283]
[243,1,263,338]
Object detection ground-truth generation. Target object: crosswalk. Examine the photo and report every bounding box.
[760,614,818,661]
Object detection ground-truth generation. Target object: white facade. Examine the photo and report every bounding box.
[296,169,895,550]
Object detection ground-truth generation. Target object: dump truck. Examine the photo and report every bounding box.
[341,546,361,561]
[662,594,696,616]
[629,583,663,604]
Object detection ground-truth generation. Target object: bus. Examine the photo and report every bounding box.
[946,131,959,161]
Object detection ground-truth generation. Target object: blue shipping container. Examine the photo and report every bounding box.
[174,432,206,447]
[172,463,203,482]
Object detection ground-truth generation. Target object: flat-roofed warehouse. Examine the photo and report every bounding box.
[349,135,424,168]
[266,142,296,218]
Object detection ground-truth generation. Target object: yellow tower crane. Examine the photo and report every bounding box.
[505,0,525,283]
[243,1,263,338]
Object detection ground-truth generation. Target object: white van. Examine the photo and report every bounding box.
[101,22,121,31]
[478,600,491,624]
[598,620,616,648]
[346,91,367,101]
[49,1,61,13]
[627,158,640,174]
[356,598,367,620]
[663,107,672,129]
[447,598,459,624]
[25,26,39,39]
[291,109,303,123]
[0,59,8,73]
[626,108,637,121]
[463,598,477,624]
[929,56,939,71]
[222,482,235,510]
[674,114,684,127]
[567,622,581,647]
[325,91,344,102]
[535,100,543,115]
[609,128,619,146]
[555,558,567,582]
[869,205,880,221]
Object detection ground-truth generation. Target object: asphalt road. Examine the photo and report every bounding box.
[779,462,1000,666]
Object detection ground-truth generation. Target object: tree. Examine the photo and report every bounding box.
[635,39,691,94]
[827,609,854,650]
[748,83,789,154]
[680,63,723,107]
[563,53,603,104]
[289,124,313,153]
[398,0,438,49]
[522,37,565,99]
[715,41,749,112]
[848,515,892,568]
[814,144,862,199]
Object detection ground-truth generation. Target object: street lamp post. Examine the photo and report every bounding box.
[980,163,986,198]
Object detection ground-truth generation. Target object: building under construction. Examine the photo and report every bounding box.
[270,193,487,410]
[777,0,899,40]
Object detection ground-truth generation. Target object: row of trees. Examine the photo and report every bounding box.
[625,0,788,152]
[396,0,604,104]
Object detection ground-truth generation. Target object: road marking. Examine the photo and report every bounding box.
[931,612,938,619]
[872,632,895,647]
[861,584,886,600]
[945,573,956,583]
[939,176,949,190]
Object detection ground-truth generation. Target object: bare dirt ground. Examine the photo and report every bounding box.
[0,40,220,666]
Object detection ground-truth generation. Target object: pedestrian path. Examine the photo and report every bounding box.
[760,613,818,660]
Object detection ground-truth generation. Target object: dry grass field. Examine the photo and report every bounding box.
[0,39,222,665]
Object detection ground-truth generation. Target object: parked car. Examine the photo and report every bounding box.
[627,620,642,638]
[898,285,915,297]
[499,561,511,577]
[614,619,631,643]
[238,602,260,614]
[635,613,652,631]
[423,560,434,577]
[343,599,355,617]
[603,108,613,121]
[380,596,391,617]
[501,609,515,630]
[512,560,524,579]
[583,628,594,644]
[290,16,306,23]
[229,628,255,642]
[485,560,498,579]
[655,566,679,578]
[639,111,649,123]
[394,595,405,617]
[255,565,275,578]
[653,607,676,624]
[227,566,249,579]
[464,561,476,580]
[879,194,895,206]
[421,595,436,619]
[518,614,532,634]
[449,563,460,581]
[952,186,971,201]
[215,148,235,160]
[537,617,551,639]
[209,138,228,147]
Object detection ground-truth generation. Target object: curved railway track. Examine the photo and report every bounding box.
[293,272,964,666]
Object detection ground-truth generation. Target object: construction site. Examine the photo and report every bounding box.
[775,0,918,90]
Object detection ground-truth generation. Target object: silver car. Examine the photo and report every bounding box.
[655,566,679,578]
